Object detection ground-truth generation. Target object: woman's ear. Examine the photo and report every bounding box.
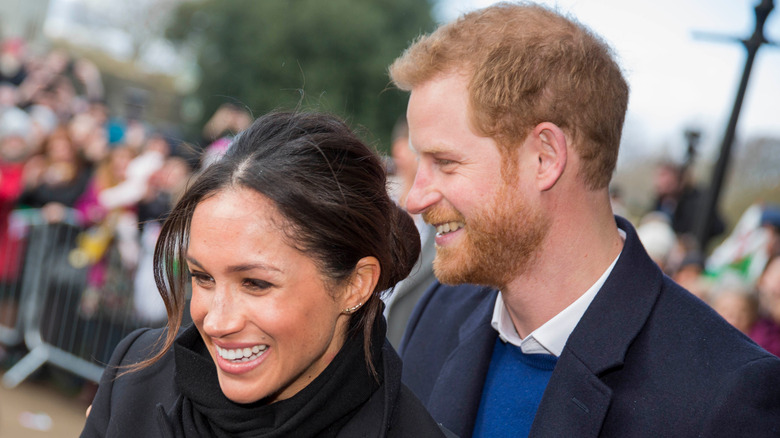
[532,122,568,191]
[341,256,380,314]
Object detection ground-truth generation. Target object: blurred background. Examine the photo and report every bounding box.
[1,0,775,225]
[0,0,778,435]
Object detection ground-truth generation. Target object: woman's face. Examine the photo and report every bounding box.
[47,134,75,162]
[187,188,349,404]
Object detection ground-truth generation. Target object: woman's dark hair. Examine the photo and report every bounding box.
[136,112,420,376]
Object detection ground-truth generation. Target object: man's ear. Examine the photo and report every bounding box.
[531,122,568,191]
[341,256,380,314]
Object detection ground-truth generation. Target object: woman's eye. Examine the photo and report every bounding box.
[243,279,273,291]
[189,272,214,287]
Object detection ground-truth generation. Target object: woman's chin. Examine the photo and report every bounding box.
[219,383,266,405]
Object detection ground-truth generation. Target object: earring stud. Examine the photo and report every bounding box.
[343,302,363,314]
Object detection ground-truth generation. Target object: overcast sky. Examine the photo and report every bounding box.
[436,0,780,163]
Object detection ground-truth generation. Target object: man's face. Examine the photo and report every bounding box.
[405,73,548,288]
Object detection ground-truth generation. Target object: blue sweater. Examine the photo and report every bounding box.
[473,338,558,437]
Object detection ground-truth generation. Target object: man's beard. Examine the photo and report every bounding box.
[424,183,549,289]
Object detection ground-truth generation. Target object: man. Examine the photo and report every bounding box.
[389,3,780,437]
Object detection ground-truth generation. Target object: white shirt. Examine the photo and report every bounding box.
[490,229,626,356]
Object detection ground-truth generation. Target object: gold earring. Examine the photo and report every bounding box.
[343,302,363,314]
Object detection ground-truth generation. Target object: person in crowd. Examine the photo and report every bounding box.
[384,116,437,348]
[68,110,110,166]
[703,203,777,288]
[133,152,192,325]
[389,3,780,437]
[711,286,758,335]
[0,107,32,298]
[636,212,677,273]
[19,125,91,222]
[750,255,780,357]
[651,160,724,246]
[672,251,710,302]
[81,112,451,437]
[200,103,252,167]
[73,146,135,228]
[97,132,167,213]
[68,146,136,318]
[0,38,27,86]
[16,49,103,120]
[761,205,780,260]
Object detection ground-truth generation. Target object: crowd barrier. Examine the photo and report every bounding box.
[0,208,165,388]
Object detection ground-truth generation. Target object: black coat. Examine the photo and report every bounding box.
[400,216,780,438]
[82,326,453,437]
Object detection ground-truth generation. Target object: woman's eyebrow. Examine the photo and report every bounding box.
[185,255,281,273]
[226,262,282,274]
[185,255,203,269]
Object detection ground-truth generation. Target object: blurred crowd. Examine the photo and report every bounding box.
[627,161,780,357]
[1,36,779,363]
[0,37,203,327]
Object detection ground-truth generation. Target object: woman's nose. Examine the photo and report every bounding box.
[202,288,244,337]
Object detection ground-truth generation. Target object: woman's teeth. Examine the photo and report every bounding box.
[217,345,268,362]
[436,221,465,236]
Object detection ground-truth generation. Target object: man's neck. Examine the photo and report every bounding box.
[501,197,624,338]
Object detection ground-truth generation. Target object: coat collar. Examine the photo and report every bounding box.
[530,216,665,437]
[427,286,498,437]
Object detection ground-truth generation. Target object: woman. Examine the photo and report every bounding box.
[81,112,451,437]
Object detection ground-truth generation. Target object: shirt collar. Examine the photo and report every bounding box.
[491,228,626,356]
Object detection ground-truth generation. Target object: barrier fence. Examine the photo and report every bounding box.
[0,208,168,388]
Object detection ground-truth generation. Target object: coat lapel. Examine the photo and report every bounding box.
[427,288,498,438]
[530,216,664,437]
[530,354,612,437]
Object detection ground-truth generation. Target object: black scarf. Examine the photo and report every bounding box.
[157,320,384,438]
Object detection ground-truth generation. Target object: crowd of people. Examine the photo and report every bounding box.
[630,162,780,357]
[0,37,196,329]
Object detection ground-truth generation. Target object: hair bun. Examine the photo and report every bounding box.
[386,205,421,288]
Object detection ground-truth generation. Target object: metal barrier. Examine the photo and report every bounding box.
[1,209,151,388]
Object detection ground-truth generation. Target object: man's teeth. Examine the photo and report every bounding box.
[217,345,268,362]
[436,221,465,235]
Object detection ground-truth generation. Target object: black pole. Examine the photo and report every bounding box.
[694,0,775,250]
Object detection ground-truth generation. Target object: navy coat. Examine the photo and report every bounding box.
[400,216,780,438]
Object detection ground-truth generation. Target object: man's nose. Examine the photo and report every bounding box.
[405,165,440,215]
